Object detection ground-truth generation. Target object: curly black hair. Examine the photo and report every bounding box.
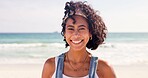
[61,1,107,50]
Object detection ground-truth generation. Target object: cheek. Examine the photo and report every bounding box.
[83,33,91,40]
[64,32,71,41]
[86,35,90,41]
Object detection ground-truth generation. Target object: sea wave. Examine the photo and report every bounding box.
[1,42,148,49]
[100,42,148,48]
[0,43,65,48]
[0,43,47,48]
[0,42,148,65]
[0,58,45,64]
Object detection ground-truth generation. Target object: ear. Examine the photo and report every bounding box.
[89,33,92,40]
[64,34,66,40]
[89,33,92,38]
[64,34,66,38]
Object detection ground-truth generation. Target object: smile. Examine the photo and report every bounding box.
[71,40,83,44]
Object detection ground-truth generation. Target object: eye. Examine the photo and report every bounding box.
[67,28,74,30]
[79,27,85,30]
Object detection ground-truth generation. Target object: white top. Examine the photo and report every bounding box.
[52,57,99,78]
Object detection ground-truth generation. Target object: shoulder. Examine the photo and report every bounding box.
[42,57,56,78]
[96,59,116,78]
[44,57,55,68]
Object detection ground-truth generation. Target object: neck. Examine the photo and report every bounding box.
[67,48,88,63]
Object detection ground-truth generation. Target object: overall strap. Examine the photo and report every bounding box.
[89,56,98,78]
[55,53,65,78]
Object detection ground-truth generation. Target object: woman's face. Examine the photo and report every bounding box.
[64,15,91,51]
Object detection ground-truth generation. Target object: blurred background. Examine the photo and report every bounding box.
[0,0,148,78]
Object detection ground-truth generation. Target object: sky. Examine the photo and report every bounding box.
[0,0,148,33]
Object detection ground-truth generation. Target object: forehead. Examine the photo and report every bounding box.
[66,15,88,26]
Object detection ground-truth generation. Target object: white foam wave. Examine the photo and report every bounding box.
[0,42,148,65]
[0,43,47,48]
[48,43,65,48]
[0,58,45,64]
[0,43,65,49]
[1,42,147,49]
[100,42,148,49]
[91,42,148,65]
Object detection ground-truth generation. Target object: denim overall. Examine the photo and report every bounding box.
[55,53,98,78]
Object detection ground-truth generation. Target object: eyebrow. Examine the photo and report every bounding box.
[78,25,86,28]
[67,25,74,28]
[66,25,87,28]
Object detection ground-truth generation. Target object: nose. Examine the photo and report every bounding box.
[74,30,79,36]
[73,30,80,39]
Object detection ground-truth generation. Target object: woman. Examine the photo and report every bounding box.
[42,1,116,78]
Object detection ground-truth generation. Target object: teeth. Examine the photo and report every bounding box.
[72,40,82,44]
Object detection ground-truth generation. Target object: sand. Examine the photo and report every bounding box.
[0,64,147,78]
[0,64,43,78]
[114,64,148,78]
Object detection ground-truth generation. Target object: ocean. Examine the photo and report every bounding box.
[0,32,148,65]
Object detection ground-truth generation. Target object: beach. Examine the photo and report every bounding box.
[0,64,43,78]
[0,33,148,78]
[0,63,148,78]
[114,64,148,78]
